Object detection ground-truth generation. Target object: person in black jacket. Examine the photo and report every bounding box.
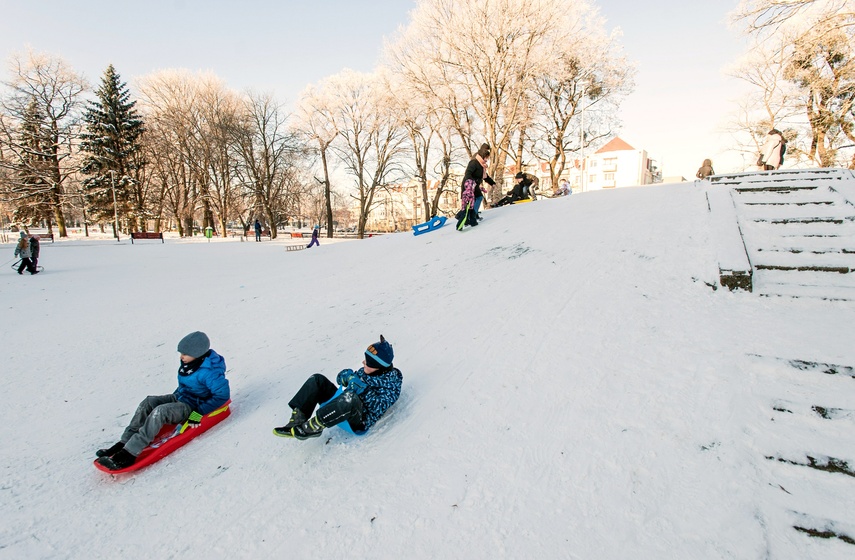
[492,172,532,207]
[456,143,495,230]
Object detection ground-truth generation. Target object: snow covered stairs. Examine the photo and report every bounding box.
[710,169,855,300]
[743,353,855,551]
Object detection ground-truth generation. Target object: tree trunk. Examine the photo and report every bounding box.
[322,148,334,238]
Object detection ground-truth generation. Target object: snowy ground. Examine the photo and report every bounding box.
[1,179,854,559]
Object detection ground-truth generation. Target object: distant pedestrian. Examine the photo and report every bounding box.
[254,219,262,242]
[307,225,320,248]
[555,179,571,197]
[29,234,41,270]
[758,129,785,170]
[14,231,38,275]
[696,159,715,180]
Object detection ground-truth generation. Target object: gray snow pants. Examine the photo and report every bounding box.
[120,394,192,456]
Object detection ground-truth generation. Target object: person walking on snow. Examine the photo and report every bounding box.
[29,234,40,270]
[307,225,320,248]
[14,231,38,275]
[95,331,230,471]
[274,335,402,440]
[696,159,715,179]
[758,129,785,170]
[254,219,262,242]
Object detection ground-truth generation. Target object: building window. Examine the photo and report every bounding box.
[604,172,614,181]
[589,160,598,168]
[572,176,579,185]
[589,174,596,183]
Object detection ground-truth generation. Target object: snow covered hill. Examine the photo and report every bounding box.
[1,176,853,559]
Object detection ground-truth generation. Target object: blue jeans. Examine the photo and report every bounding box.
[474,196,484,214]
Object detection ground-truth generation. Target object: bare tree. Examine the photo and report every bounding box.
[188,82,244,236]
[326,69,406,239]
[526,18,633,190]
[387,0,603,198]
[731,5,855,167]
[233,91,304,239]
[388,76,461,221]
[0,50,87,237]
[294,82,339,237]
[137,70,200,235]
[732,0,854,37]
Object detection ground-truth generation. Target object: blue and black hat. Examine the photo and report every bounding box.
[365,335,393,369]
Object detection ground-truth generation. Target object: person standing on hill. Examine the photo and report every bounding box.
[14,231,38,275]
[254,219,262,242]
[696,159,715,179]
[457,143,495,230]
[758,129,785,170]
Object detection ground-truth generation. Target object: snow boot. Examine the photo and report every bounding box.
[96,442,125,458]
[273,409,307,438]
[96,448,137,471]
[291,416,325,440]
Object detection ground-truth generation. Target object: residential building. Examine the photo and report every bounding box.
[544,137,661,193]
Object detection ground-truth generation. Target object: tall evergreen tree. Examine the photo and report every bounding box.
[80,64,145,232]
[10,97,53,226]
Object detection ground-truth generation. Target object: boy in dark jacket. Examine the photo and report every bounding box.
[95,331,230,470]
[274,335,403,440]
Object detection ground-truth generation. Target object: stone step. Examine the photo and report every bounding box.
[753,250,855,270]
[753,269,855,300]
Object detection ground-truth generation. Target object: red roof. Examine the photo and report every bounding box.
[595,137,635,154]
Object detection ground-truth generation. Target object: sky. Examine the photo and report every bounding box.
[2,175,854,558]
[0,0,751,181]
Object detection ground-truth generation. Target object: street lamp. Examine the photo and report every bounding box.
[109,170,120,242]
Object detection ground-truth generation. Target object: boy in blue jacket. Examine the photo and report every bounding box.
[96,331,230,470]
[274,335,402,440]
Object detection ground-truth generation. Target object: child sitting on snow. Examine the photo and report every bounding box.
[95,331,230,470]
[274,335,403,440]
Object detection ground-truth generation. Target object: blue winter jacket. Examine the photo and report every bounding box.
[336,366,403,430]
[173,350,230,414]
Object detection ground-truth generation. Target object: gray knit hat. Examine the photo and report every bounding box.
[177,331,210,358]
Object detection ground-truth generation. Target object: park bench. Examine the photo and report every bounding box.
[130,232,164,244]
[33,233,54,243]
[290,232,304,238]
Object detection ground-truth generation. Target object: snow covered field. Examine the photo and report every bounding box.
[1,180,854,559]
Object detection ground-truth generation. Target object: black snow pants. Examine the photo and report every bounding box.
[288,373,365,431]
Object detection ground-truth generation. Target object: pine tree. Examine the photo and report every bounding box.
[11,97,53,226]
[80,64,145,232]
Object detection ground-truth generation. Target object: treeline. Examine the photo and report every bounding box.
[0,0,634,239]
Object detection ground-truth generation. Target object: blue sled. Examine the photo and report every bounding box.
[412,216,447,236]
[321,388,368,436]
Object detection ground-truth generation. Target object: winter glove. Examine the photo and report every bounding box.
[186,411,203,428]
[336,369,355,387]
[337,369,368,394]
[347,376,368,395]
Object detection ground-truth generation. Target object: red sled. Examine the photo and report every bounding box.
[94,400,232,474]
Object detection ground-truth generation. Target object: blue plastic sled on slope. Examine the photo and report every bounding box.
[412,216,447,236]
[322,387,368,436]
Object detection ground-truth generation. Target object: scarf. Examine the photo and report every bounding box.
[178,350,210,376]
